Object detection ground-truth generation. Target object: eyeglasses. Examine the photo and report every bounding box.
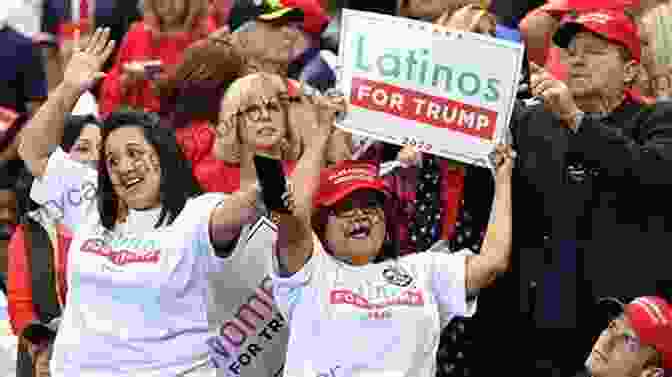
[237,95,298,122]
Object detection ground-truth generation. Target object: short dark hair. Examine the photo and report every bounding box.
[62,114,102,152]
[97,111,203,230]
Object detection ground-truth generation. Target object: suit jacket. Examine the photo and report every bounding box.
[512,96,672,329]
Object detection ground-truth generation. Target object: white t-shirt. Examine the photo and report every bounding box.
[207,217,289,377]
[30,147,226,377]
[0,291,17,377]
[272,237,477,377]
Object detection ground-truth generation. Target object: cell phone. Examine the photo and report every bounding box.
[253,155,290,213]
[22,323,56,344]
[144,60,164,81]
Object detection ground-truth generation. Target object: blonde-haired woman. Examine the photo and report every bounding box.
[99,0,215,117]
[195,72,349,193]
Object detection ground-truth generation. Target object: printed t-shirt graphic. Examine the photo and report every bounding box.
[272,237,477,377]
[207,217,289,377]
[30,147,227,377]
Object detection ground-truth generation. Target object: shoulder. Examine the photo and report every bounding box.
[180,193,229,220]
[644,101,672,118]
[627,101,672,131]
[398,250,472,269]
[0,27,32,49]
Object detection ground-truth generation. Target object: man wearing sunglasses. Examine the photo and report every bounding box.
[585,296,672,377]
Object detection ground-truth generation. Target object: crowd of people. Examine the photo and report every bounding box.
[0,0,671,377]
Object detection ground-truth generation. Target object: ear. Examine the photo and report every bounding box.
[624,60,641,86]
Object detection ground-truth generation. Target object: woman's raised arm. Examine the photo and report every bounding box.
[18,28,115,178]
[275,90,345,275]
[465,144,514,294]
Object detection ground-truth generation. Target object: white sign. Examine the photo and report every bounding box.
[336,9,524,167]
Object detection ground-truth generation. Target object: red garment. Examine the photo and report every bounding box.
[193,153,297,193]
[7,224,70,336]
[100,21,215,118]
[175,120,216,166]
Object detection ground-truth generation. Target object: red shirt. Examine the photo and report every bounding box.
[100,21,215,117]
[193,153,298,193]
[174,120,299,193]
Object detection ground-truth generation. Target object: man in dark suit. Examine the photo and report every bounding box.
[512,8,672,377]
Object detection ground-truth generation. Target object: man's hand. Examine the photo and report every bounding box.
[530,62,582,131]
[652,66,672,99]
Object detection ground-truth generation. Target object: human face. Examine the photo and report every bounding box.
[104,127,162,210]
[155,0,187,28]
[242,21,304,64]
[238,97,288,150]
[69,124,102,165]
[586,316,659,377]
[324,190,386,264]
[564,32,636,100]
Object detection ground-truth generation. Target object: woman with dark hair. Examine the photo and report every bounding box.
[7,113,102,377]
[18,28,263,377]
[266,91,514,375]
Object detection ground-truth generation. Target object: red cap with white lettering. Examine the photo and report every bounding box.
[553,9,641,62]
[314,160,390,208]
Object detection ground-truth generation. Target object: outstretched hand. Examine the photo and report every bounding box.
[62,27,116,92]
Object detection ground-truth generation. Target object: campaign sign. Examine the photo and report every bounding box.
[336,9,524,167]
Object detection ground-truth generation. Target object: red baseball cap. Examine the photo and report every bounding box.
[540,0,639,15]
[600,296,672,372]
[314,160,390,208]
[553,9,641,62]
[626,297,672,372]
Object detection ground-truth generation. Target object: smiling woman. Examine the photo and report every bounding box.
[17,28,269,377]
[261,79,514,375]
